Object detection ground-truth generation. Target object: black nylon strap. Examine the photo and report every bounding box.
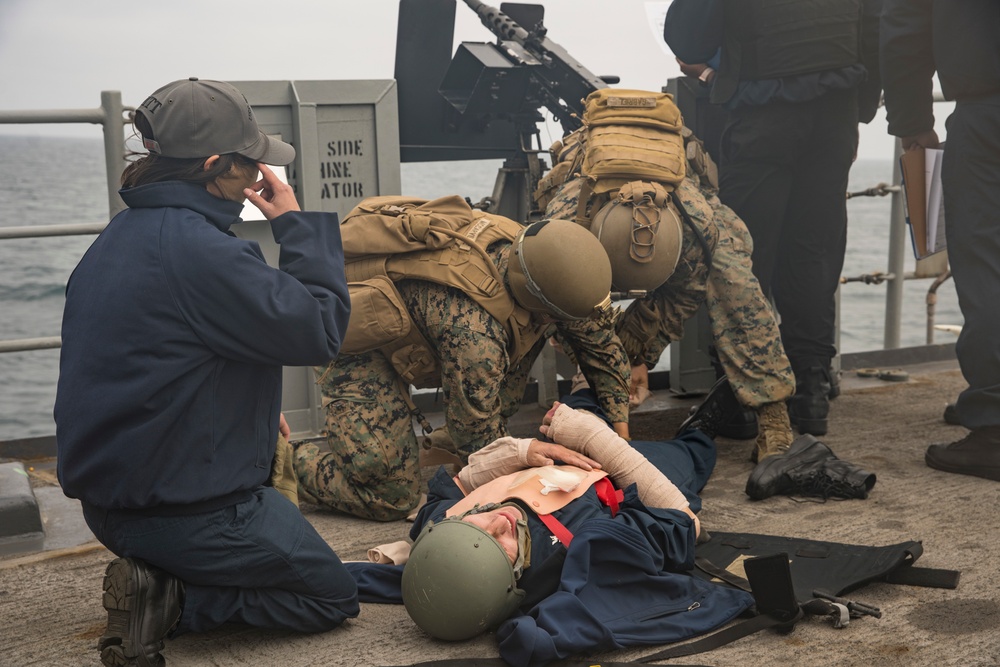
[391,660,713,667]
[884,565,961,589]
[670,190,713,271]
[694,556,752,593]
[637,608,803,663]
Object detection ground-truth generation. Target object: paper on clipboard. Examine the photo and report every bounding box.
[924,148,946,257]
[899,147,946,259]
[899,148,927,257]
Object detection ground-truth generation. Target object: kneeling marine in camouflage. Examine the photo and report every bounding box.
[294,197,631,521]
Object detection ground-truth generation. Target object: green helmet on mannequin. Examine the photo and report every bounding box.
[402,506,530,641]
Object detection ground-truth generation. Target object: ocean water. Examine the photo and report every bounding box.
[0,135,962,439]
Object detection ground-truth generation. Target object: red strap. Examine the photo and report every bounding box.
[537,479,625,549]
[538,513,574,548]
[594,477,624,516]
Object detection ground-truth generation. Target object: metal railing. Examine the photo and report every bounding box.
[0,90,130,354]
[1,90,953,355]
[0,91,131,217]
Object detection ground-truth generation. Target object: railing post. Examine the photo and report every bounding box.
[101,91,127,217]
[883,137,906,349]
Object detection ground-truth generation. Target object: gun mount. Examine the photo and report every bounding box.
[394,0,618,222]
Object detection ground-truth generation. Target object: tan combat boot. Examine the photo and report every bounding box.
[753,401,794,462]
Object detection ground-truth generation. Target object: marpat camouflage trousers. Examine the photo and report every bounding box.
[292,350,421,521]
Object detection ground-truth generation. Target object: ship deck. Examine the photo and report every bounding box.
[2,354,999,666]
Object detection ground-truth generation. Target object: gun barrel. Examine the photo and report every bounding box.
[462,0,530,43]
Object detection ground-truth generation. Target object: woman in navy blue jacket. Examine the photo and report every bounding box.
[54,78,355,667]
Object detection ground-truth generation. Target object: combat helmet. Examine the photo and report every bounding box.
[507,219,613,320]
[402,505,530,641]
[591,181,683,292]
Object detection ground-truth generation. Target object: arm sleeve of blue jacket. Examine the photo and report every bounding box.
[664,0,723,64]
[857,0,884,124]
[616,488,698,572]
[163,210,351,367]
[880,0,936,137]
[343,562,404,604]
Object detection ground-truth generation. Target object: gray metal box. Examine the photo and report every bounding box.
[229,80,402,436]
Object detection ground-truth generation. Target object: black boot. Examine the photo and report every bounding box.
[99,557,184,667]
[828,365,841,400]
[717,407,759,440]
[943,402,960,426]
[788,357,832,436]
[810,459,877,499]
[708,352,758,439]
[676,376,742,439]
[746,434,876,500]
[745,434,837,499]
[926,426,1000,481]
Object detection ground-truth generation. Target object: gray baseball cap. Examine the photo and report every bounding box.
[135,77,295,166]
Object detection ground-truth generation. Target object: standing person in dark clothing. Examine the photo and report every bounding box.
[881,1,1000,481]
[54,77,357,666]
[664,0,883,437]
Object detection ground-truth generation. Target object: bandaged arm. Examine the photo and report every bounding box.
[542,405,692,514]
[457,436,534,492]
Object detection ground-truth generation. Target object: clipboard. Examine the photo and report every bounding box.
[899,147,946,259]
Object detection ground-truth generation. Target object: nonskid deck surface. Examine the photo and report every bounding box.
[3,361,999,666]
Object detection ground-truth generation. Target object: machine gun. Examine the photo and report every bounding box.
[394,0,618,222]
[457,0,612,134]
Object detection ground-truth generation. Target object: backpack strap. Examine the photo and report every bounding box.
[574,178,596,227]
[670,190,713,272]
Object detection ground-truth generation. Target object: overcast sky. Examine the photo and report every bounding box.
[1,0,945,161]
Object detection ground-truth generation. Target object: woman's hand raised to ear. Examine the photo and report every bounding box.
[245,163,301,220]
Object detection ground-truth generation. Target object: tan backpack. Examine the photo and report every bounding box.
[530,90,716,294]
[580,89,687,196]
[339,195,544,388]
[534,89,694,228]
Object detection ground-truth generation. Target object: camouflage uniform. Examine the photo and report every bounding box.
[547,174,794,409]
[294,242,631,521]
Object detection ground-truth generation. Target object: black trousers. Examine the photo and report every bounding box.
[943,96,1000,429]
[718,89,859,363]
